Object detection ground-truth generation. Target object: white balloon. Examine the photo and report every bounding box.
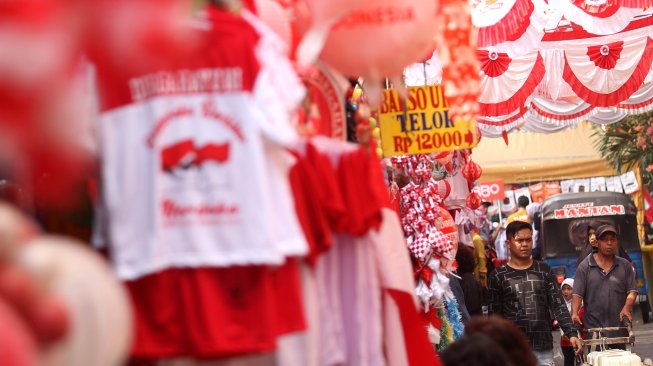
[18,237,132,366]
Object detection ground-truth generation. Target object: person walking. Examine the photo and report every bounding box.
[558,278,584,366]
[576,221,632,268]
[456,245,485,316]
[488,221,582,366]
[472,229,488,287]
[507,196,531,224]
[572,224,638,340]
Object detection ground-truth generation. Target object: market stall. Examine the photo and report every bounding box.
[3,0,653,364]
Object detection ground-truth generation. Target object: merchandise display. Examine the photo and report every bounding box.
[2,0,653,365]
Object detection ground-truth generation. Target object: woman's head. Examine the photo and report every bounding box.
[455,244,476,275]
[587,221,602,247]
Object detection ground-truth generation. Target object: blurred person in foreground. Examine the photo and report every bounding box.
[464,315,537,366]
[488,220,582,366]
[440,332,513,366]
[572,224,638,341]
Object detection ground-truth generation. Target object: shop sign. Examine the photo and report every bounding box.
[473,180,505,201]
[378,85,477,157]
[553,203,625,219]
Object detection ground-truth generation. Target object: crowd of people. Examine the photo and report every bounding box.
[441,195,639,366]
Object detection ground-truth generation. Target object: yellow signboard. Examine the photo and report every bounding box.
[378,85,477,157]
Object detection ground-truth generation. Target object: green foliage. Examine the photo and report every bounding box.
[592,113,653,187]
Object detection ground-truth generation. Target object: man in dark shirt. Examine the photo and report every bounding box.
[572,224,638,339]
[576,221,632,268]
[488,220,581,366]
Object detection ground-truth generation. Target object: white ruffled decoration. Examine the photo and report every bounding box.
[548,0,643,36]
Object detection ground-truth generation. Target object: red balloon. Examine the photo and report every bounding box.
[319,0,439,78]
[255,0,293,50]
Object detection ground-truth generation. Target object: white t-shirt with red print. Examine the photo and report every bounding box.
[95,7,307,280]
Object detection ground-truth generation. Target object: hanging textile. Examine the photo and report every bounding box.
[548,0,645,36]
[472,0,536,48]
[472,0,552,56]
[561,32,653,106]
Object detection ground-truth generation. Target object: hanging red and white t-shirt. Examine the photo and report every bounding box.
[94,7,307,280]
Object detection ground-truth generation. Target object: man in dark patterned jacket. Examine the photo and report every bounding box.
[488,220,582,366]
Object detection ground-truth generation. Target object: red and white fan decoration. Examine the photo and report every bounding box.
[478,49,545,116]
[472,13,653,137]
[562,33,653,106]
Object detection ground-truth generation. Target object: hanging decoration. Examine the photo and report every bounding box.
[478,49,545,117]
[472,0,552,57]
[473,15,653,137]
[389,154,459,316]
[473,0,533,46]
[465,191,483,209]
[437,0,480,125]
[436,306,453,351]
[548,0,645,36]
[315,0,439,80]
[561,35,653,107]
[444,297,464,340]
[436,179,452,200]
[294,0,364,64]
[461,159,483,183]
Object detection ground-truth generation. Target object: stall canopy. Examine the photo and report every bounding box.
[473,122,616,183]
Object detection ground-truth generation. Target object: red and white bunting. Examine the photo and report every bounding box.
[478,49,545,116]
[548,0,645,35]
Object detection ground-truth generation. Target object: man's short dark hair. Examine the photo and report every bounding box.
[517,195,530,208]
[506,220,532,240]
